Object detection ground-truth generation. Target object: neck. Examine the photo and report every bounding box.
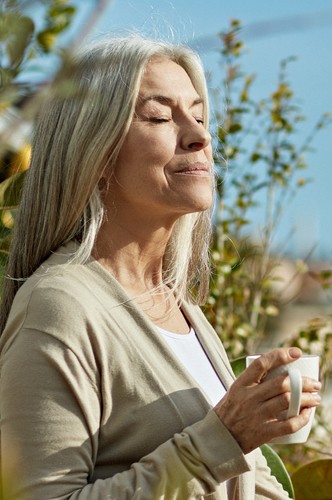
[92,212,191,333]
[92,217,174,293]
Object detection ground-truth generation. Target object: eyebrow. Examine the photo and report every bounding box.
[138,95,203,107]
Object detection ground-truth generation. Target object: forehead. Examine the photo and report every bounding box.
[138,58,201,102]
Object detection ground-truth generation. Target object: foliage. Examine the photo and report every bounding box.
[205,18,332,489]
[0,0,76,101]
[0,1,112,247]
[0,9,331,496]
[204,19,332,359]
[0,0,77,271]
[291,459,332,500]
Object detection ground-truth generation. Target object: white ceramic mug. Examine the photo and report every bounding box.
[246,354,320,444]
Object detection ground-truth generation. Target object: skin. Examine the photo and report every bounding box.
[109,58,213,222]
[94,58,213,332]
[214,347,321,453]
[93,58,321,452]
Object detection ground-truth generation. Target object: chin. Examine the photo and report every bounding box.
[195,192,214,211]
[183,197,213,214]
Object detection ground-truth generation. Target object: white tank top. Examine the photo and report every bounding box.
[156,326,227,406]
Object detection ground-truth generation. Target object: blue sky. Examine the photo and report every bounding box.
[66,0,332,260]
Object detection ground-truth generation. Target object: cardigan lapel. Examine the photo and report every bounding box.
[181,302,236,390]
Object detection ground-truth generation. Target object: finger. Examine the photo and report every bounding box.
[301,376,321,392]
[260,389,321,421]
[300,392,321,409]
[253,372,289,400]
[239,348,302,385]
[254,373,321,402]
[268,407,312,441]
[260,373,321,407]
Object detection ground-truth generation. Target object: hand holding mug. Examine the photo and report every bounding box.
[246,351,320,444]
[214,348,321,454]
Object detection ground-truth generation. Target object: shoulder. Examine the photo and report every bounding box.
[12,241,128,326]
[2,252,124,352]
[25,267,95,329]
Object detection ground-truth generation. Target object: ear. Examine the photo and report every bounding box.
[98,176,108,193]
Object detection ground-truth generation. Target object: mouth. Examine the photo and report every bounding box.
[175,162,211,175]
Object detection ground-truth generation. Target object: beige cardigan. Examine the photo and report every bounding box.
[0,243,289,499]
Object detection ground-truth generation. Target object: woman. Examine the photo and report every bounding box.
[0,35,320,499]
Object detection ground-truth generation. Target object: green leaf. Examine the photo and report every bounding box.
[217,126,227,143]
[320,270,332,280]
[231,258,244,272]
[0,68,16,88]
[231,107,250,114]
[46,4,76,35]
[230,356,246,377]
[0,171,26,209]
[0,11,13,40]
[291,459,332,499]
[250,152,261,162]
[49,5,76,18]
[228,123,242,134]
[5,14,35,67]
[37,30,58,52]
[0,234,11,254]
[0,249,8,292]
[260,444,295,498]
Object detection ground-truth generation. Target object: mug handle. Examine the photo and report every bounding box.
[287,368,302,418]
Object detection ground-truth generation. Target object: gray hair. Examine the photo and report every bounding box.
[0,34,214,333]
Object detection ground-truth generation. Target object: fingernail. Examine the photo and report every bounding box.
[314,394,321,403]
[289,347,301,358]
[314,381,322,390]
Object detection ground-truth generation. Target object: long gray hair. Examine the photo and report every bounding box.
[0,35,214,334]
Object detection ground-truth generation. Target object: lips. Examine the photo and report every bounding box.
[175,162,210,174]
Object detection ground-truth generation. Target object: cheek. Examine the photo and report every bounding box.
[141,131,176,162]
[132,146,175,175]
[116,125,177,181]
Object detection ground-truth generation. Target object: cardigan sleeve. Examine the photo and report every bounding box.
[0,328,254,500]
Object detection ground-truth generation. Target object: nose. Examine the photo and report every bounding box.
[180,119,211,151]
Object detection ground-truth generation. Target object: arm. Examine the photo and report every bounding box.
[1,329,251,500]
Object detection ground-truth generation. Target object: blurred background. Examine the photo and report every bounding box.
[4,0,331,261]
[59,0,332,341]
[1,0,331,479]
[2,0,331,331]
[64,0,332,261]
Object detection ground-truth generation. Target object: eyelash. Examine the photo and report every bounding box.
[149,117,205,125]
[149,118,170,123]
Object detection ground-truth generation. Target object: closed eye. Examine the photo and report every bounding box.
[149,117,171,123]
